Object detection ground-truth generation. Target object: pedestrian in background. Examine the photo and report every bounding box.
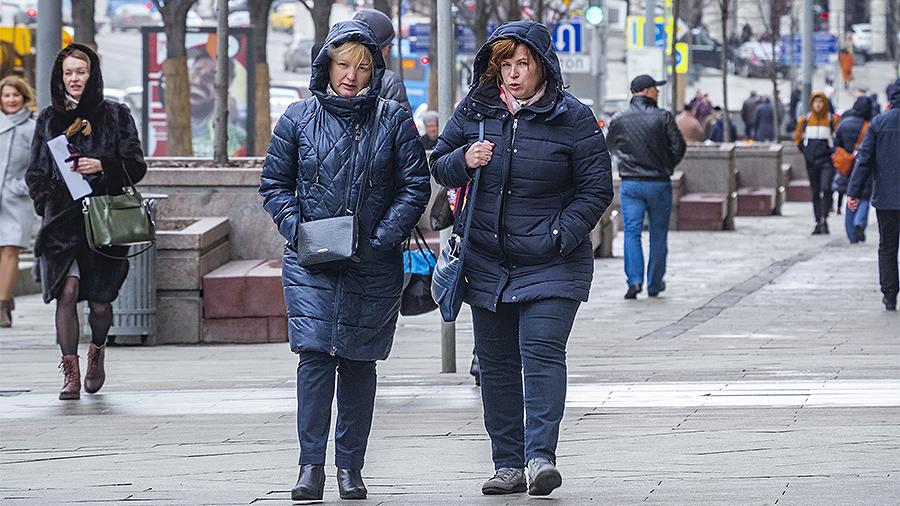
[708,106,736,142]
[833,96,873,243]
[353,9,412,113]
[741,90,760,139]
[690,91,713,126]
[788,84,802,133]
[675,103,705,143]
[25,44,147,400]
[751,96,776,141]
[848,78,900,311]
[259,21,429,502]
[0,76,35,328]
[794,91,840,235]
[430,21,612,497]
[608,75,686,299]
[838,49,854,90]
[420,109,439,149]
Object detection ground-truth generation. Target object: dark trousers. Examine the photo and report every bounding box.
[296,351,376,470]
[876,210,900,297]
[471,297,580,469]
[807,160,835,222]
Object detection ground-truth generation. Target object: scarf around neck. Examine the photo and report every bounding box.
[64,93,92,138]
[327,84,372,98]
[499,82,547,115]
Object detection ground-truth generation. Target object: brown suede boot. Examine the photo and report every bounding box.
[59,355,81,400]
[84,343,106,394]
[0,300,12,328]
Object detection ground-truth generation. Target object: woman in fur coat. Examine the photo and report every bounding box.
[26,44,147,400]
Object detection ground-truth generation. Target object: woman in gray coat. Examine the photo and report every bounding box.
[0,76,36,328]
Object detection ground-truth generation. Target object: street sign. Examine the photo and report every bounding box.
[558,54,592,74]
[780,33,837,65]
[674,42,688,73]
[626,16,674,50]
[552,21,582,54]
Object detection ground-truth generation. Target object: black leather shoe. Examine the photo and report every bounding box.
[822,221,830,234]
[624,284,642,299]
[470,354,481,386]
[855,225,866,243]
[527,458,562,496]
[812,223,823,235]
[648,282,666,297]
[291,464,325,503]
[884,294,897,311]
[337,468,367,500]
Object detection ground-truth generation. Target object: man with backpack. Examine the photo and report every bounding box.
[794,91,841,234]
[847,79,900,311]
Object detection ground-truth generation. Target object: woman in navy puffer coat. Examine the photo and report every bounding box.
[430,21,612,497]
[259,21,429,502]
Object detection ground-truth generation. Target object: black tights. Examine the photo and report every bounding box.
[56,277,112,356]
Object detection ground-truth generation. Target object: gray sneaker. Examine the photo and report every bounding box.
[481,467,526,495]
[527,458,562,496]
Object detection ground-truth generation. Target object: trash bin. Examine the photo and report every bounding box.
[83,193,167,345]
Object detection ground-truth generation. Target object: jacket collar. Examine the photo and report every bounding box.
[630,95,658,111]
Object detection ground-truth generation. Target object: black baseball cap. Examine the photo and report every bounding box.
[630,75,667,93]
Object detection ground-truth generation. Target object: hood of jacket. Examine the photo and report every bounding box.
[49,43,105,135]
[808,90,831,121]
[890,78,900,108]
[845,96,874,121]
[471,21,564,94]
[309,20,385,118]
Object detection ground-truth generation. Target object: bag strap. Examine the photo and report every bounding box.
[349,98,386,215]
[454,121,485,264]
[853,121,869,151]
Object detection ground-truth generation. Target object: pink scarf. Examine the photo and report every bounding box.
[499,82,547,115]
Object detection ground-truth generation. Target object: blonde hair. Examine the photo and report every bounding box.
[328,41,373,69]
[481,38,545,87]
[0,75,35,112]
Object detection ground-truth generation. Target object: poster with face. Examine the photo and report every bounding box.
[142,27,255,157]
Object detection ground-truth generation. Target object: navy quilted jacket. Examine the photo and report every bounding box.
[259,21,430,360]
[429,21,613,311]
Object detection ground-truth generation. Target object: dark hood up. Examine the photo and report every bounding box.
[890,78,900,108]
[471,20,565,94]
[49,43,105,136]
[309,20,385,117]
[845,96,874,121]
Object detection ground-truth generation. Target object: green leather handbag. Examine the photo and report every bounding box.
[82,175,155,259]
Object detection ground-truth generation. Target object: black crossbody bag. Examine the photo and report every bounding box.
[296,98,385,266]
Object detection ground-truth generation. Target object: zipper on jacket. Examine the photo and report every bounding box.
[344,123,362,213]
[331,271,344,356]
[498,117,518,255]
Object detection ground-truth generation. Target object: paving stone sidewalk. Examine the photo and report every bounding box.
[1,203,898,505]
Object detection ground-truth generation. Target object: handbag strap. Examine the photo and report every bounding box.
[454,120,485,264]
[853,121,869,151]
[349,98,386,215]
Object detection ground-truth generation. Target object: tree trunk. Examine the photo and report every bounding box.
[720,3,730,143]
[769,1,780,140]
[312,0,334,44]
[506,0,520,21]
[249,0,274,155]
[427,0,438,110]
[154,0,196,156]
[473,0,489,50]
[671,0,680,115]
[213,0,229,165]
[71,0,97,49]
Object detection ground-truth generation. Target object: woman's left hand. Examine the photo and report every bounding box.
[73,157,103,175]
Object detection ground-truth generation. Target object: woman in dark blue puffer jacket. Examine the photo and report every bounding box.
[430,21,613,497]
[259,20,429,502]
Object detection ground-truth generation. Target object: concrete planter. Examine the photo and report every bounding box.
[734,143,784,215]
[680,144,738,230]
[155,217,230,344]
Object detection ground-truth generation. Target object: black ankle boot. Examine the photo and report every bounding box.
[470,354,481,386]
[337,468,367,500]
[291,464,325,503]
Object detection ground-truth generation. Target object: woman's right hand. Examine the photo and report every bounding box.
[465,141,496,169]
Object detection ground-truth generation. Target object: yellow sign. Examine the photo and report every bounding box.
[626,15,675,51]
[675,42,688,74]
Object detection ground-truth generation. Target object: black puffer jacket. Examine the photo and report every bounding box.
[430,21,613,311]
[832,96,873,197]
[381,69,411,113]
[259,21,430,360]
[26,44,147,304]
[607,95,686,179]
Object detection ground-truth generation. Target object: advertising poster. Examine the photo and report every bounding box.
[142,27,255,157]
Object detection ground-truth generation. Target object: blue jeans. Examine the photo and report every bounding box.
[296,351,376,470]
[472,298,581,468]
[620,179,673,293]
[845,199,870,243]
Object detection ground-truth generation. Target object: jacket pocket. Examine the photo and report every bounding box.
[503,213,561,266]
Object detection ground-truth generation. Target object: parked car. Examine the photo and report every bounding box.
[733,41,787,78]
[109,3,161,31]
[269,80,310,130]
[270,2,297,32]
[684,29,728,69]
[850,23,872,62]
[283,36,314,72]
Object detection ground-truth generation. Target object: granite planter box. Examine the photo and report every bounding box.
[155,217,231,344]
[678,144,737,230]
[734,143,784,215]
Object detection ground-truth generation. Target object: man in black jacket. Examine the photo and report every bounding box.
[353,9,412,113]
[607,75,686,299]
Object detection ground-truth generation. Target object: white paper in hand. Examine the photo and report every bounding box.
[47,135,92,200]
